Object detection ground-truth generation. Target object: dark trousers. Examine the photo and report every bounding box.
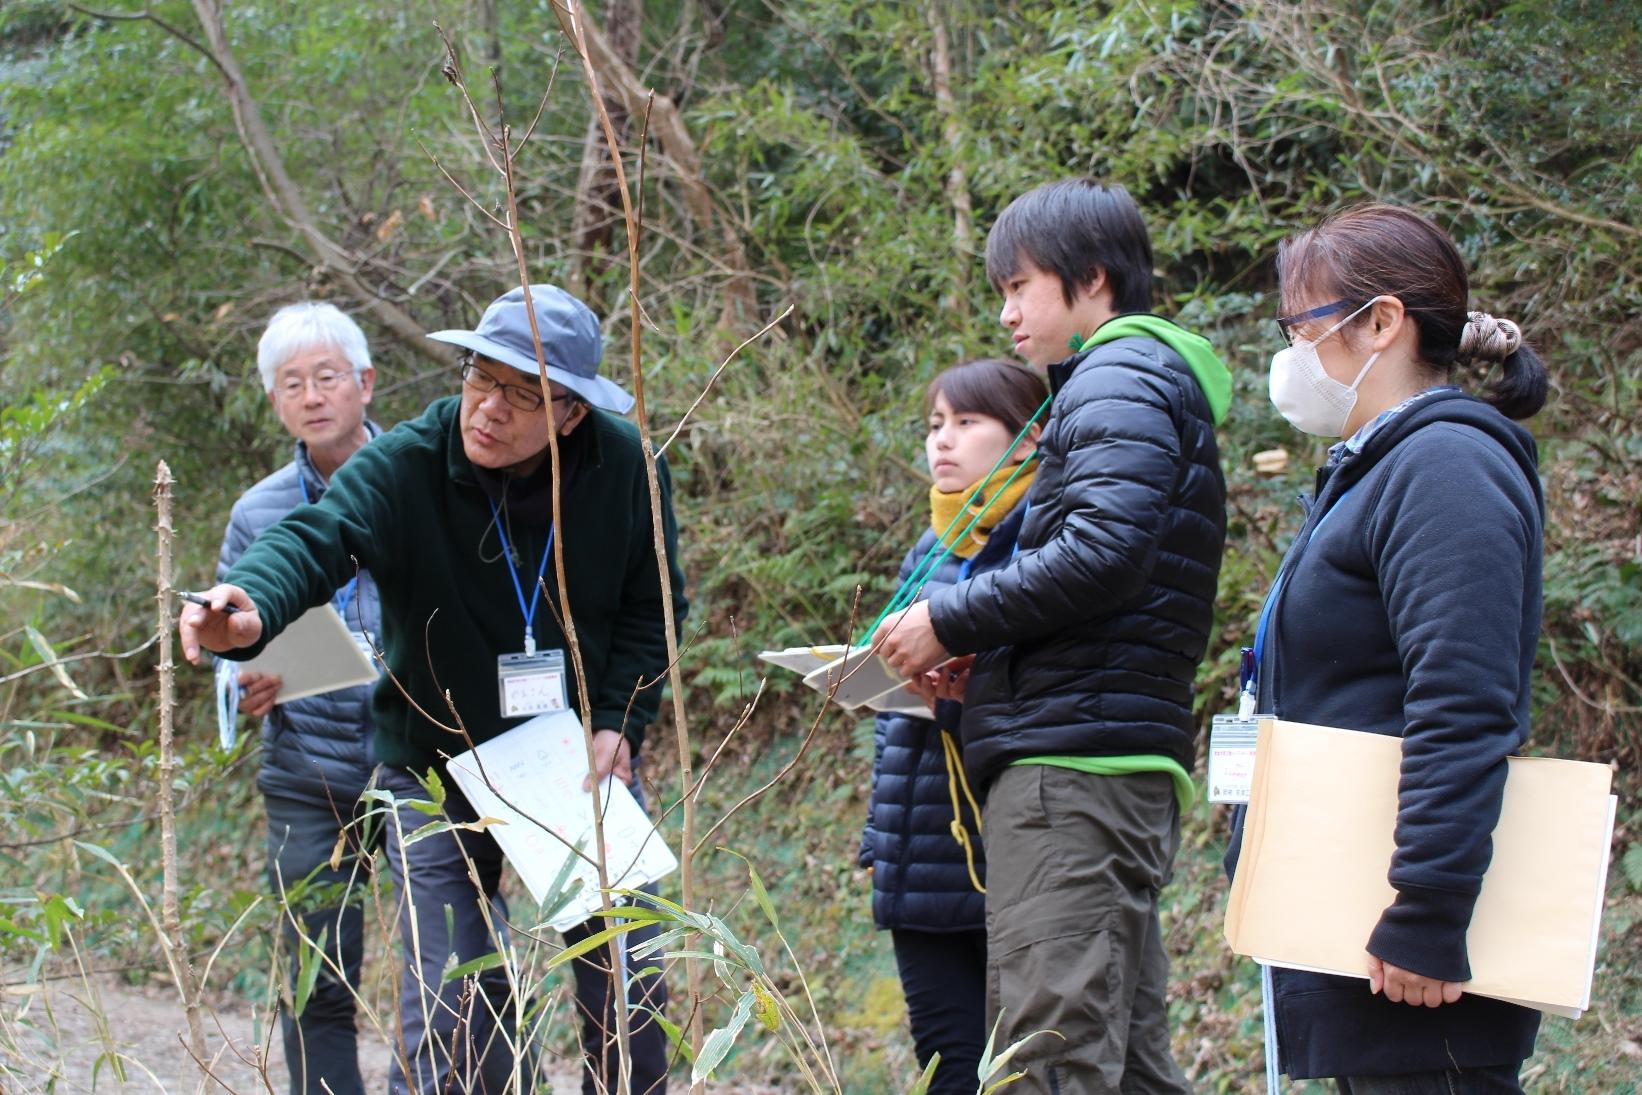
[891,928,988,1095]
[1336,1065,1524,1094]
[983,766,1189,1095]
[266,791,377,1095]
[379,766,669,1095]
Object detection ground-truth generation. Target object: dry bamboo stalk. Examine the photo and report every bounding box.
[552,4,706,1082]
[153,460,209,1070]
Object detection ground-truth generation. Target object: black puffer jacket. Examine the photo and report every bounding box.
[216,427,382,808]
[861,503,1026,932]
[928,335,1226,788]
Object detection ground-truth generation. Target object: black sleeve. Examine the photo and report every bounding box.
[926,361,1183,654]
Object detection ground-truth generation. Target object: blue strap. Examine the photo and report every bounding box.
[1252,485,1355,685]
[485,496,555,655]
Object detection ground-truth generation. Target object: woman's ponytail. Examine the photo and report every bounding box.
[1460,311,1549,420]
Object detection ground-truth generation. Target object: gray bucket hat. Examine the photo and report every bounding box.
[427,285,634,414]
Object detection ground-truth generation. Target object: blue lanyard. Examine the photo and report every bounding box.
[1251,485,1356,688]
[300,471,359,625]
[485,496,555,655]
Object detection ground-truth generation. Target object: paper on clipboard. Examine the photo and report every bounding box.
[1224,719,1616,1019]
[445,711,678,932]
[241,604,378,704]
[758,644,931,717]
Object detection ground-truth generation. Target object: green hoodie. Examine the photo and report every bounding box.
[1080,314,1232,425]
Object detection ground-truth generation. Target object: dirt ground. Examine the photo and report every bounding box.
[0,975,584,1093]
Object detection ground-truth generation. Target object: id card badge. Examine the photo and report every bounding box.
[1207,714,1261,804]
[497,649,568,717]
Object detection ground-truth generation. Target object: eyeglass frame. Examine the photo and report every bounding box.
[458,354,579,414]
[1274,298,1362,346]
[274,367,358,401]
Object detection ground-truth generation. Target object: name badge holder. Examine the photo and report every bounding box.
[1207,714,1260,805]
[487,496,566,718]
[498,649,569,717]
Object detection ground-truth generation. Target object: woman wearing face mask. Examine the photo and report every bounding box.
[860,358,1046,1095]
[1233,203,1550,1093]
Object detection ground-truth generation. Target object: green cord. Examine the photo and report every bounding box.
[856,396,1052,646]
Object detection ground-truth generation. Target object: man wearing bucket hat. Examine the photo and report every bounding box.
[180,284,685,1094]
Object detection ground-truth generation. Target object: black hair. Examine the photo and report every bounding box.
[1278,203,1548,420]
[926,358,1048,438]
[985,179,1155,314]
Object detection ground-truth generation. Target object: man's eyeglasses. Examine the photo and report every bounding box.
[459,357,575,413]
[1275,299,1358,346]
[276,369,351,400]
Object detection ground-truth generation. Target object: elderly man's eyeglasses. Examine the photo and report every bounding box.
[459,358,575,414]
[1275,299,1359,346]
[277,369,351,400]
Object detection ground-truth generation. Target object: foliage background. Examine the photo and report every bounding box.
[2,0,1639,1089]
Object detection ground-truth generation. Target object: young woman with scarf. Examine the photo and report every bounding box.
[859,358,1047,1095]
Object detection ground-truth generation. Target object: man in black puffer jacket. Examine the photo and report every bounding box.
[216,302,385,1095]
[877,180,1230,1094]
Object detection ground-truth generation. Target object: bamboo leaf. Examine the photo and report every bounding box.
[293,926,328,1017]
[442,950,506,983]
[691,989,755,1083]
[23,626,87,700]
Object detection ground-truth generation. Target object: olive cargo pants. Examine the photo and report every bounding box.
[983,766,1190,1095]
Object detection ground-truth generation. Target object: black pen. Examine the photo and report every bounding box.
[178,591,242,614]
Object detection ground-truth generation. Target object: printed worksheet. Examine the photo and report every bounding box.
[445,711,677,932]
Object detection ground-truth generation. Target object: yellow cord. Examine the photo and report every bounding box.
[940,730,986,894]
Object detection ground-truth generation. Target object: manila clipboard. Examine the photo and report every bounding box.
[241,603,379,704]
[1224,719,1616,1019]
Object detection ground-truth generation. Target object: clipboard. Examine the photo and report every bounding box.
[241,603,379,704]
[758,644,932,717]
[1224,719,1616,1018]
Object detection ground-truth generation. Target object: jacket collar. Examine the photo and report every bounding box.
[294,418,382,500]
[1311,388,1542,518]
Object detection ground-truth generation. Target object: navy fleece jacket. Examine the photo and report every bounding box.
[1233,389,1545,1077]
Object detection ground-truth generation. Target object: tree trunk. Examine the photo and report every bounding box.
[569,0,641,305]
[929,2,974,288]
[575,4,757,328]
[186,1,442,364]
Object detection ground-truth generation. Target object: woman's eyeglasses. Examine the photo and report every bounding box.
[1275,299,1358,345]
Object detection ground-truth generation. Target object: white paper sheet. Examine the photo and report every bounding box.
[241,603,378,703]
[759,644,932,716]
[445,711,678,932]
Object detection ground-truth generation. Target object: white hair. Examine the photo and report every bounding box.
[255,302,372,392]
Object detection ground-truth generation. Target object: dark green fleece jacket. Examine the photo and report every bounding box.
[224,395,687,772]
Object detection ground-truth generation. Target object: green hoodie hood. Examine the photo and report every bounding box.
[1079,314,1232,425]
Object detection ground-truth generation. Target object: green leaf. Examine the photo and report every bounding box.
[1622,843,1642,893]
[23,626,87,700]
[542,920,650,970]
[906,1053,940,1095]
[691,989,755,1083]
[652,1011,695,1065]
[293,926,328,1018]
[442,950,506,983]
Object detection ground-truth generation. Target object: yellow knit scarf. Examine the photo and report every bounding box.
[929,459,1038,559]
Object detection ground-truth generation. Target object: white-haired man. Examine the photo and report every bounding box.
[218,301,384,1095]
[184,286,683,1094]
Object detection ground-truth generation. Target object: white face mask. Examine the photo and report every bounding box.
[1268,298,1383,437]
